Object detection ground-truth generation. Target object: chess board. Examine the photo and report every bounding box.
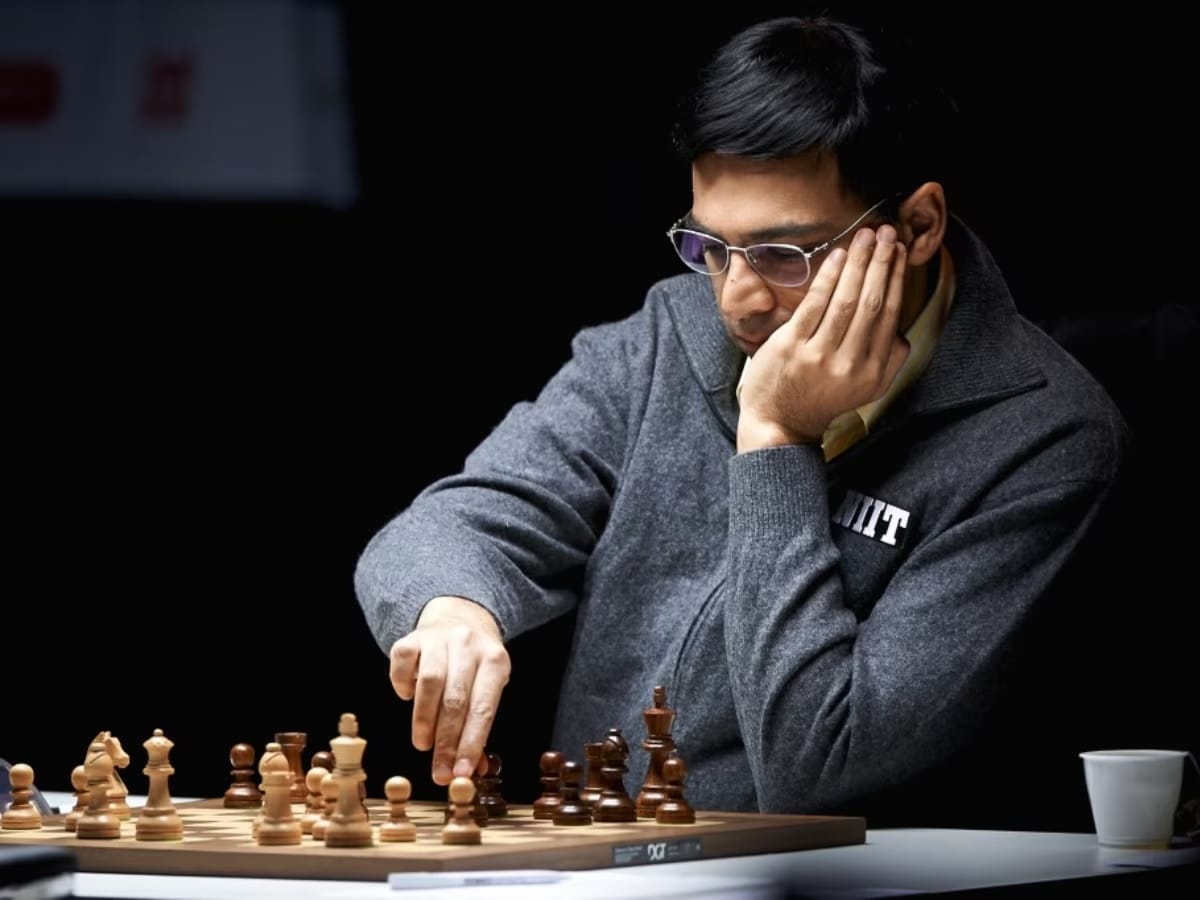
[0,799,866,881]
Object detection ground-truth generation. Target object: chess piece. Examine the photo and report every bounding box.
[310,749,361,815]
[655,754,695,824]
[552,760,593,825]
[310,770,337,841]
[379,775,417,842]
[76,740,121,839]
[580,741,607,809]
[324,712,373,847]
[256,741,302,846]
[442,786,488,827]
[532,750,564,820]
[64,764,88,832]
[94,731,132,820]
[310,750,335,776]
[593,727,636,822]
[1,763,41,830]
[300,766,328,835]
[636,685,677,818]
[475,751,507,818]
[441,776,481,844]
[135,728,184,841]
[224,742,262,808]
[274,731,309,803]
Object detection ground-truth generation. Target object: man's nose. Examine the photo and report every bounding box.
[721,250,775,314]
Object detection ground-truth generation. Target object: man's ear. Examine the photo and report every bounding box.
[896,182,946,266]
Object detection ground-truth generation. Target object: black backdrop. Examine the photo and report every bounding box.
[6,3,1197,823]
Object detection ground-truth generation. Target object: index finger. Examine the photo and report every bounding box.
[389,634,421,702]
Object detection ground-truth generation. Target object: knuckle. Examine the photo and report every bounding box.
[482,643,511,670]
[833,300,857,325]
[469,699,497,721]
[796,309,824,336]
[442,686,469,711]
[390,640,417,665]
[419,669,446,690]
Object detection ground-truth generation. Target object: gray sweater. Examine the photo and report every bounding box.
[354,217,1127,816]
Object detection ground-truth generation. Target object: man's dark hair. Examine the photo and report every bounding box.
[672,16,945,205]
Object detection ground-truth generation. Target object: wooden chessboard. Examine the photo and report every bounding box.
[0,798,866,881]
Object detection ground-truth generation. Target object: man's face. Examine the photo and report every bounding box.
[688,151,867,356]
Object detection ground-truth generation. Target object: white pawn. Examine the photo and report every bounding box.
[1,763,41,830]
[65,764,88,832]
[311,770,337,841]
[300,766,328,835]
[442,776,481,845]
[379,776,416,842]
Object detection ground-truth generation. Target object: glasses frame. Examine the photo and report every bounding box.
[666,195,892,287]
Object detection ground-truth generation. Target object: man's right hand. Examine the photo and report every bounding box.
[388,595,511,786]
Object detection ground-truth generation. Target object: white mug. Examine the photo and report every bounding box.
[1079,749,1188,849]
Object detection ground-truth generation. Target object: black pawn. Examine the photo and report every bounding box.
[475,751,507,818]
[656,754,695,824]
[533,751,564,820]
[552,761,593,826]
[223,742,262,809]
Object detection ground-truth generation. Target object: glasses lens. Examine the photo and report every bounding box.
[671,230,727,276]
[747,245,811,287]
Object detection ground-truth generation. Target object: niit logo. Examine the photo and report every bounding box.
[832,489,910,546]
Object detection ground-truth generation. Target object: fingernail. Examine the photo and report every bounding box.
[453,758,473,777]
[829,248,847,264]
[878,227,896,244]
[433,763,452,783]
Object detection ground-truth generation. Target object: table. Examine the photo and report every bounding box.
[28,793,1200,899]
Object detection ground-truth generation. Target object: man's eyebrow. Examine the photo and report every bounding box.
[682,212,834,244]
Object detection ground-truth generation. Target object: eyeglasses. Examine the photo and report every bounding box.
[666,197,891,288]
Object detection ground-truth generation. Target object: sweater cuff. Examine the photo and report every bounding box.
[368,574,511,652]
[728,444,830,542]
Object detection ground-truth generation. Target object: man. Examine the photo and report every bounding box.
[354,16,1126,823]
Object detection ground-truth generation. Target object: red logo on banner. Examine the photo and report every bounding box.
[0,61,60,124]
[141,55,194,123]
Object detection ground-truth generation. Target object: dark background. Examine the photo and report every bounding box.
[5,2,1197,827]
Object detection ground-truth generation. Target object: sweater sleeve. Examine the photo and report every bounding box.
[353,314,639,654]
[723,438,1122,813]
